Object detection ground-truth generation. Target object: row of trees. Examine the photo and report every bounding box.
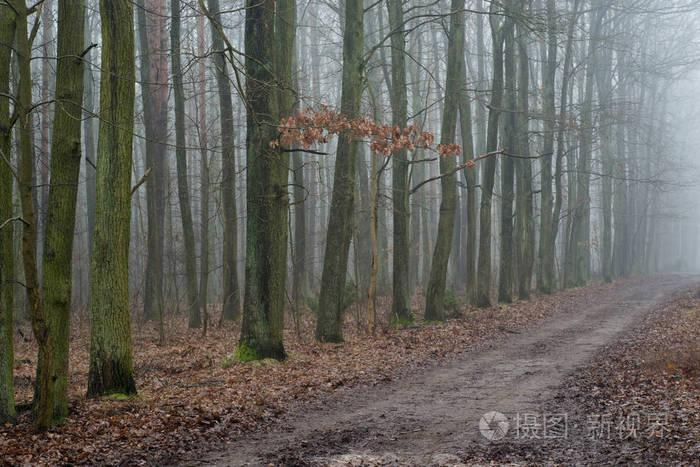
[1,0,698,430]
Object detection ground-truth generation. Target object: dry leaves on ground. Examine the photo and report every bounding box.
[1,282,621,465]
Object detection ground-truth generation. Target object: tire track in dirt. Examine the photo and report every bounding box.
[203,274,698,466]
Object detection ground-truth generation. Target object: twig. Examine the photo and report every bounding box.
[130,167,152,197]
[85,156,96,170]
[281,147,329,156]
[79,43,98,58]
[0,216,29,231]
[410,149,505,195]
[407,157,438,164]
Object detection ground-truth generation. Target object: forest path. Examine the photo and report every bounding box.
[204,275,697,466]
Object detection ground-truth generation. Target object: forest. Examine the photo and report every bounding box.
[1,0,699,464]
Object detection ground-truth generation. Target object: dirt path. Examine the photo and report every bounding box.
[202,275,697,466]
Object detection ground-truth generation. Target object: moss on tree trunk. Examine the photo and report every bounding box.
[237,0,295,360]
[316,0,364,342]
[0,3,16,425]
[424,0,464,321]
[38,0,86,421]
[87,0,137,397]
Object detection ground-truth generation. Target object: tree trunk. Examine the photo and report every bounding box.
[14,0,54,431]
[84,17,97,265]
[196,12,208,329]
[424,0,464,321]
[292,149,306,303]
[39,0,85,421]
[537,0,557,293]
[171,0,200,327]
[476,3,505,308]
[0,4,16,424]
[207,0,240,321]
[387,0,412,325]
[458,42,476,305]
[552,0,580,289]
[355,148,372,297]
[87,0,137,398]
[316,0,363,342]
[408,33,424,293]
[237,0,295,360]
[565,5,603,288]
[136,0,167,325]
[595,41,613,282]
[498,2,516,304]
[515,13,534,299]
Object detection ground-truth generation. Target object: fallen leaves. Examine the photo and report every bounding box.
[1,281,637,465]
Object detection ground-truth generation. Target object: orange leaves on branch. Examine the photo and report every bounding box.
[437,143,461,157]
[272,106,460,157]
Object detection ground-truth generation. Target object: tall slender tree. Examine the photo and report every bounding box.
[137,0,168,325]
[498,0,517,303]
[205,0,240,322]
[424,0,465,321]
[237,0,295,360]
[476,2,506,307]
[88,0,137,397]
[458,39,476,305]
[40,0,86,420]
[514,11,534,298]
[13,0,55,432]
[196,12,209,328]
[316,0,363,342]
[387,0,412,325]
[537,0,558,294]
[565,3,604,288]
[171,0,200,327]
[0,2,16,424]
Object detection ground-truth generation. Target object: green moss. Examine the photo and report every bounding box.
[221,356,235,369]
[443,288,463,318]
[252,358,281,369]
[390,315,415,328]
[234,342,262,362]
[105,393,137,401]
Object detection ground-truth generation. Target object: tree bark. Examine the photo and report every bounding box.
[0,3,16,424]
[207,0,240,321]
[14,0,54,431]
[39,0,85,421]
[537,0,557,294]
[565,4,604,288]
[171,0,200,327]
[476,2,506,308]
[196,12,209,329]
[498,2,517,304]
[136,0,168,325]
[237,0,295,360]
[424,0,464,321]
[387,0,412,325]
[595,38,613,283]
[458,43,476,305]
[515,13,534,299]
[316,0,363,342]
[87,0,137,398]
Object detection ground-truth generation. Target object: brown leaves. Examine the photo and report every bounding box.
[272,106,458,157]
[2,284,628,465]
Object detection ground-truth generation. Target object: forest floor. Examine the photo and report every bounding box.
[205,274,699,466]
[1,275,698,465]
